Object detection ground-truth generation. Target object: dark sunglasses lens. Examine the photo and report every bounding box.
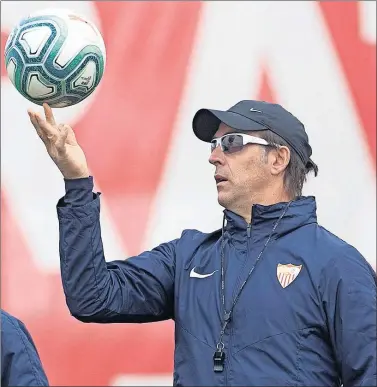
[210,140,217,152]
[222,134,244,153]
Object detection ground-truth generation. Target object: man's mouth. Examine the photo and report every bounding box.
[214,174,227,184]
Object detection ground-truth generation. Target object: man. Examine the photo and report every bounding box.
[1,310,49,386]
[27,100,376,386]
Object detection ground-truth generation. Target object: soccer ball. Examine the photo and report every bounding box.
[4,8,106,108]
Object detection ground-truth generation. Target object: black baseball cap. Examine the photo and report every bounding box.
[192,100,316,170]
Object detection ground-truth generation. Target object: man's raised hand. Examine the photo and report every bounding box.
[28,103,90,179]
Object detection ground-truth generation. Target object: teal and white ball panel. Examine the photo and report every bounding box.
[4,8,106,107]
[23,65,62,100]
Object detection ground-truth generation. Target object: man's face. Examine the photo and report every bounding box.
[208,123,272,213]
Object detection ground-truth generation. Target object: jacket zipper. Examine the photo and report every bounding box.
[247,205,253,238]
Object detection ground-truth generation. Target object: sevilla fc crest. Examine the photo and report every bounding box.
[277,263,302,288]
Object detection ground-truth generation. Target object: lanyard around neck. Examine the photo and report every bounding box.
[213,201,292,373]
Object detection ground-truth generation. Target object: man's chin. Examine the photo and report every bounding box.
[217,191,231,209]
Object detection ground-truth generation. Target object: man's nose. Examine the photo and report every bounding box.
[209,144,225,166]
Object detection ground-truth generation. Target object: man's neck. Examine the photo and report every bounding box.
[236,191,293,224]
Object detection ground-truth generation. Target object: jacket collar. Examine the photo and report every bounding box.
[223,196,317,247]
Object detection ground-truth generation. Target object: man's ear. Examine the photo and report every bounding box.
[270,146,290,175]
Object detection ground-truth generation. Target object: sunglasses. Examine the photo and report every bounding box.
[210,133,272,154]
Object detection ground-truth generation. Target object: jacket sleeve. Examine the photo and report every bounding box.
[1,311,49,386]
[57,177,177,323]
[320,245,377,387]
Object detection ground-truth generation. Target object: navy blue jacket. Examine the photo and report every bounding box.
[1,310,49,386]
[57,176,377,386]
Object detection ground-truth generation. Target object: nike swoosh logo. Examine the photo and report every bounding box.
[190,267,218,279]
[250,108,262,113]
